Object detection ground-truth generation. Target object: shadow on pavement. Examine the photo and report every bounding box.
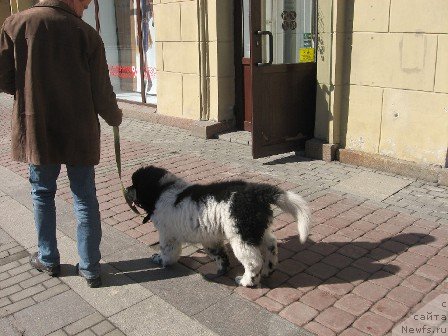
[101,257,193,287]
[263,153,313,166]
[83,232,435,290]
[204,232,435,289]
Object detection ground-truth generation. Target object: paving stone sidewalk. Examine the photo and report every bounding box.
[0,94,310,336]
[1,93,448,335]
[0,169,304,336]
[0,223,126,336]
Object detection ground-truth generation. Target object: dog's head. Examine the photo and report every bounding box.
[126,166,176,223]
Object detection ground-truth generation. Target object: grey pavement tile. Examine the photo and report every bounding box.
[7,262,33,276]
[33,283,71,302]
[57,236,152,317]
[331,171,414,202]
[12,291,95,336]
[2,186,34,212]
[103,243,232,316]
[100,223,141,257]
[101,243,157,266]
[386,205,415,214]
[0,169,35,214]
[0,166,29,192]
[0,298,35,318]
[63,312,104,335]
[109,297,218,336]
[90,320,115,336]
[0,316,24,335]
[48,330,68,336]
[0,228,13,245]
[0,198,40,249]
[103,329,126,336]
[77,329,96,336]
[42,277,62,289]
[0,297,11,308]
[8,245,26,255]
[141,270,233,317]
[10,284,46,302]
[0,250,29,267]
[194,293,312,336]
[20,272,52,289]
[0,271,32,290]
[217,131,252,146]
[0,284,22,299]
[413,212,442,222]
[0,242,19,253]
[18,256,31,264]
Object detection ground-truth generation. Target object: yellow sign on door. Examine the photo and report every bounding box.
[299,48,315,63]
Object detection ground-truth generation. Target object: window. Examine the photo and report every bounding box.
[83,0,157,105]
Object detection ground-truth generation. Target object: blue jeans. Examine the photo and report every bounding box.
[29,164,102,279]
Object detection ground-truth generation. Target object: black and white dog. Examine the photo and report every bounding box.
[126,166,310,287]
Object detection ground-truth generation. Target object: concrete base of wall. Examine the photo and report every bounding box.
[191,120,234,139]
[119,101,233,139]
[305,138,338,162]
[338,148,448,186]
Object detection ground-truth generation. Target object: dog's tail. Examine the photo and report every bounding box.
[275,191,310,244]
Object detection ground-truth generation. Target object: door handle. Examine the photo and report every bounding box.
[255,30,273,66]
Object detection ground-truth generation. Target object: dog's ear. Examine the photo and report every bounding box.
[132,166,151,185]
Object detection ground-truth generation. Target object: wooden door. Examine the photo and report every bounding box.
[247,0,318,159]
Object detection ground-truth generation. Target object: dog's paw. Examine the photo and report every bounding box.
[235,275,256,287]
[149,253,164,266]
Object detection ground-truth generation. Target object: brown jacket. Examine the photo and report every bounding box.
[0,0,122,165]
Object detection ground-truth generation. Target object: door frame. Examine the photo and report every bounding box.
[234,0,318,157]
[234,0,245,131]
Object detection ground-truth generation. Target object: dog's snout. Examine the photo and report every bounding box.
[123,186,141,215]
[124,186,137,202]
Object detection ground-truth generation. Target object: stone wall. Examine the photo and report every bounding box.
[316,0,448,167]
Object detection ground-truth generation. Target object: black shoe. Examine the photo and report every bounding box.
[75,263,102,288]
[30,252,60,277]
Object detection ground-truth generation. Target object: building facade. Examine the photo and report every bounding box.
[318,0,448,171]
[1,0,447,177]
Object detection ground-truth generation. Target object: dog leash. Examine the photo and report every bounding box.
[113,126,141,215]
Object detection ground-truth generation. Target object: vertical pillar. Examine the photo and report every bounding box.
[154,0,234,122]
[207,0,235,122]
[305,0,346,161]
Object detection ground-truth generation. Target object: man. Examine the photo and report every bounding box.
[0,0,122,287]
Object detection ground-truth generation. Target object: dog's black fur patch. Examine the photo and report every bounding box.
[230,183,281,246]
[174,181,247,205]
[175,180,282,245]
[130,166,175,219]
